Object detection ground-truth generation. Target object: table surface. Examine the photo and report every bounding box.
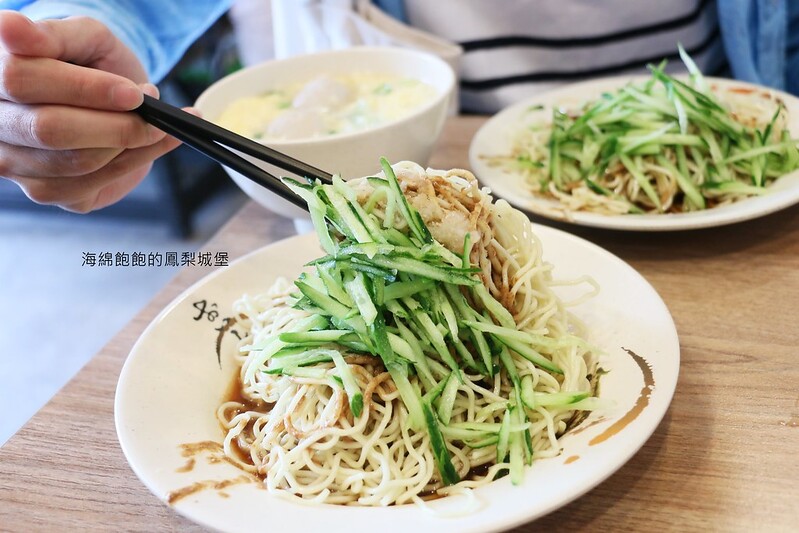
[1,116,798,532]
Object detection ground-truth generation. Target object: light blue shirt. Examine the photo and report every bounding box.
[2,0,797,95]
[1,0,231,82]
[717,0,799,94]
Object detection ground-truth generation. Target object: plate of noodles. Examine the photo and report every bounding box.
[115,161,679,532]
[470,51,799,231]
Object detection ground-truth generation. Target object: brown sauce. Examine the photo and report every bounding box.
[175,457,196,473]
[167,475,254,505]
[567,416,608,436]
[219,373,272,476]
[415,462,499,502]
[171,349,647,506]
[179,441,223,457]
[222,372,270,414]
[589,348,654,446]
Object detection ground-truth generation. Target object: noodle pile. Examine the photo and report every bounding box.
[217,162,598,506]
[486,60,799,216]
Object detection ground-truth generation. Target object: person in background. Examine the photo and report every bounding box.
[0,0,795,212]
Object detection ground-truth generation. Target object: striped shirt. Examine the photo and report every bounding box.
[401,0,726,113]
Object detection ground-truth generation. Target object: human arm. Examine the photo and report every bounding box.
[0,1,230,212]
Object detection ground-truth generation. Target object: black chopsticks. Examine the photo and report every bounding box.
[135,95,334,211]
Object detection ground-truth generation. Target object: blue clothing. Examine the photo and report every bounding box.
[1,0,231,82]
[717,0,799,94]
[2,0,797,95]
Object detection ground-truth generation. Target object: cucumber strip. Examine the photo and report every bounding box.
[372,276,385,306]
[496,336,562,374]
[329,350,364,417]
[508,410,525,485]
[436,372,460,424]
[436,288,459,339]
[387,363,425,431]
[344,272,378,326]
[702,181,766,195]
[278,329,350,344]
[382,279,433,301]
[345,258,398,281]
[520,376,591,408]
[452,335,479,372]
[722,142,795,165]
[439,426,496,440]
[496,410,511,462]
[265,365,330,379]
[497,344,521,388]
[380,157,432,243]
[365,255,478,286]
[617,122,675,153]
[470,327,495,377]
[422,376,449,404]
[461,232,472,268]
[383,180,398,229]
[265,349,337,372]
[450,421,528,432]
[394,320,438,386]
[282,178,335,255]
[443,284,481,323]
[678,42,708,92]
[534,390,591,407]
[295,279,351,320]
[619,154,662,210]
[430,241,464,268]
[362,183,387,213]
[384,227,414,246]
[520,374,537,409]
[444,287,494,375]
[369,311,394,362]
[472,284,516,327]
[514,396,533,465]
[655,155,705,209]
[316,264,353,307]
[323,184,372,243]
[621,133,704,151]
[422,400,460,486]
[332,174,387,244]
[463,320,588,354]
[465,436,500,449]
[697,125,731,182]
[268,345,310,359]
[408,300,461,377]
[782,131,799,168]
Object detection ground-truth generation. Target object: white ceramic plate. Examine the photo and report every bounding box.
[469,76,799,231]
[115,229,679,532]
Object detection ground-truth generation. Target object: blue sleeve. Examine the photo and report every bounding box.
[717,0,795,93]
[0,0,232,82]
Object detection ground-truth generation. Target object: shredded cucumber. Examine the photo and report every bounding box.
[497,49,799,214]
[268,160,598,486]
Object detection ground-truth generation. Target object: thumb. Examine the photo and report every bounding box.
[0,11,148,82]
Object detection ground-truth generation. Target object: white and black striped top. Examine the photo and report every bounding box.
[401,0,726,113]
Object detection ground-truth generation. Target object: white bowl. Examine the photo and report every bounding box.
[195,47,455,225]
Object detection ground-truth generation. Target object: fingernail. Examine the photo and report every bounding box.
[111,84,142,109]
[140,83,160,98]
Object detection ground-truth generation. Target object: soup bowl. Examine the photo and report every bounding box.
[195,47,455,228]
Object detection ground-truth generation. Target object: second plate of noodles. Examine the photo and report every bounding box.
[470,61,799,231]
